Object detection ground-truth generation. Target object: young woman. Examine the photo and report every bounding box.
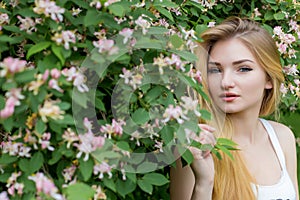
[170,17,299,200]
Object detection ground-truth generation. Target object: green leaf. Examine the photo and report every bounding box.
[170,34,184,48]
[58,102,71,110]
[215,144,234,160]
[66,183,95,200]
[92,150,120,163]
[0,154,18,164]
[181,148,194,165]
[265,0,276,4]
[0,95,5,110]
[217,138,238,147]
[116,179,136,198]
[0,35,15,43]
[116,141,131,151]
[274,13,285,20]
[199,109,211,120]
[142,173,169,186]
[26,42,51,59]
[136,162,158,173]
[108,4,125,17]
[103,178,116,192]
[29,152,44,173]
[2,117,13,132]
[137,179,153,194]
[132,108,150,125]
[154,6,174,22]
[35,119,46,134]
[79,157,94,181]
[54,114,74,125]
[169,49,198,62]
[84,10,102,26]
[264,10,274,21]
[18,159,30,174]
[51,44,65,65]
[14,69,36,83]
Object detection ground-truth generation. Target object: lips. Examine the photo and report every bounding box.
[220,92,240,102]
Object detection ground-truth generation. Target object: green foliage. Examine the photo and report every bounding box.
[0,0,299,199]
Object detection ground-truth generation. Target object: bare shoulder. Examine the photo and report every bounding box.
[268,120,296,151]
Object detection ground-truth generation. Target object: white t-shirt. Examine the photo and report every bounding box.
[251,119,296,200]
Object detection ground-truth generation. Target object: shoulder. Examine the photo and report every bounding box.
[267,120,296,153]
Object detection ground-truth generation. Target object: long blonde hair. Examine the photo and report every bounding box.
[195,17,285,200]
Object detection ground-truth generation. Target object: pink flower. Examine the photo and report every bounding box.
[74,119,106,161]
[49,79,64,92]
[0,57,27,77]
[119,68,133,84]
[100,119,126,138]
[33,0,65,22]
[39,100,65,122]
[17,16,37,33]
[93,162,114,179]
[208,21,216,27]
[62,165,77,183]
[162,104,189,124]
[273,26,283,36]
[0,97,16,119]
[188,68,202,83]
[253,8,262,17]
[52,30,76,50]
[50,68,61,79]
[165,54,186,71]
[62,67,89,93]
[90,0,102,9]
[0,191,9,200]
[104,0,120,7]
[93,38,119,55]
[42,69,50,81]
[283,33,296,44]
[276,42,287,54]
[39,132,54,151]
[280,83,288,95]
[181,96,201,117]
[119,28,134,44]
[62,128,79,148]
[83,117,93,134]
[135,16,150,34]
[28,172,63,200]
[283,64,298,76]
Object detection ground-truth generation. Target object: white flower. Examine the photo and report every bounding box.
[119,28,134,44]
[135,16,150,34]
[33,0,65,22]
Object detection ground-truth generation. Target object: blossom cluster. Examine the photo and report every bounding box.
[0,0,299,199]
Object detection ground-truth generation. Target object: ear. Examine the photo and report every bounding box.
[265,80,273,89]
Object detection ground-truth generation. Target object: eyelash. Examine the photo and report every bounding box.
[208,66,253,74]
[238,66,253,72]
[208,68,221,74]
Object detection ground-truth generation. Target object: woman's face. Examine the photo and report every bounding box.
[207,38,272,115]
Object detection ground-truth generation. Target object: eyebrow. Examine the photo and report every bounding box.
[208,59,255,66]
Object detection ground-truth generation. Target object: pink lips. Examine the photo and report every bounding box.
[220,92,240,102]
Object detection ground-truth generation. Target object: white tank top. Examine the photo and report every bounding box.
[251,119,296,200]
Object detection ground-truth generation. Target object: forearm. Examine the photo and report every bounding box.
[191,182,213,200]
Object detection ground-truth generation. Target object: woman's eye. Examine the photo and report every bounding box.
[238,67,253,72]
[208,68,221,73]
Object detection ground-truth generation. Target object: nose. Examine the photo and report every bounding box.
[221,71,235,89]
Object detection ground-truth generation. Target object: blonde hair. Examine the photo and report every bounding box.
[195,17,285,200]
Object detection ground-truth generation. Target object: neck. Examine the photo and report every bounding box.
[229,111,262,146]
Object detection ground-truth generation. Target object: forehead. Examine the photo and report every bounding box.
[208,38,257,63]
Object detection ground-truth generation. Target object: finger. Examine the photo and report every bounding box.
[198,124,216,133]
[199,131,216,146]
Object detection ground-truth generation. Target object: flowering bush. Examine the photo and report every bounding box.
[0,0,299,199]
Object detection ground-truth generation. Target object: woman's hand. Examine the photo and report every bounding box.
[189,124,216,186]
